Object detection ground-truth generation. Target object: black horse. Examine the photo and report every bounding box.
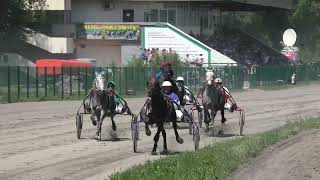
[144,73,184,155]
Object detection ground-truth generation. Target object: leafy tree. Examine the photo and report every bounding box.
[0,0,46,39]
[290,0,320,62]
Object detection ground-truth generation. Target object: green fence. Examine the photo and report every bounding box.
[250,64,320,88]
[0,65,245,103]
[1,64,319,103]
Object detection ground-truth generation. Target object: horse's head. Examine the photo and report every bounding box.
[146,72,160,96]
[160,61,173,79]
[94,72,106,91]
[205,67,215,86]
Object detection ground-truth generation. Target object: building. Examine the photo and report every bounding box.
[1,0,295,66]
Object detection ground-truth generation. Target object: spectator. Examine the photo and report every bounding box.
[185,54,191,64]
[197,54,204,67]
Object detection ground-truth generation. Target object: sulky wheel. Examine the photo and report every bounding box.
[131,116,139,153]
[76,113,83,139]
[188,110,194,135]
[239,111,245,136]
[198,111,203,128]
[193,123,200,150]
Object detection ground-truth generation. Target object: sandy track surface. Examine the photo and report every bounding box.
[233,130,320,180]
[0,85,320,180]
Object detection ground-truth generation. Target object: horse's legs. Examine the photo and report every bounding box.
[90,108,97,126]
[172,119,184,144]
[210,108,217,125]
[221,109,227,124]
[161,125,169,154]
[203,105,211,132]
[145,122,151,136]
[110,115,117,131]
[203,103,211,124]
[151,124,161,155]
[96,110,102,141]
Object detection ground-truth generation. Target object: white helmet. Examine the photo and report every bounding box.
[162,81,172,87]
[214,78,222,83]
[176,76,184,81]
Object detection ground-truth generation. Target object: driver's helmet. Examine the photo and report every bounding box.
[162,81,172,87]
[107,80,116,89]
[176,76,184,84]
[214,78,222,84]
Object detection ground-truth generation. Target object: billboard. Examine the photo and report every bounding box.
[143,26,210,64]
[77,24,140,40]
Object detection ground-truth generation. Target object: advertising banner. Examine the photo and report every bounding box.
[77,24,140,40]
[143,27,210,63]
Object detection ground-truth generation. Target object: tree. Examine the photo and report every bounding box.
[0,0,46,39]
[290,0,320,62]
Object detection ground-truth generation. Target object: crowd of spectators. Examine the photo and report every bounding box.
[189,27,288,69]
[139,48,177,64]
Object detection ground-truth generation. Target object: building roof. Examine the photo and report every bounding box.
[124,0,294,10]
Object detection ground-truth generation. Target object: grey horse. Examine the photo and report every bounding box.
[90,72,116,141]
[202,68,226,133]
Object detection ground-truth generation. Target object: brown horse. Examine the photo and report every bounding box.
[145,73,183,155]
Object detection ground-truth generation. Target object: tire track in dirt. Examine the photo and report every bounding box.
[0,85,319,180]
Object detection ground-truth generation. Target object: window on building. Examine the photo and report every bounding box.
[144,12,151,22]
[123,9,134,22]
[150,9,159,22]
[168,9,176,25]
[160,10,167,22]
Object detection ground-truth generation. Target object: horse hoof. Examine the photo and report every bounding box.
[176,137,184,144]
[160,149,169,155]
[222,118,227,124]
[145,129,151,136]
[151,151,157,155]
[90,116,97,126]
[112,125,117,131]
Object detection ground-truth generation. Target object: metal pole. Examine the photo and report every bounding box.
[36,66,39,98]
[119,67,122,95]
[7,66,10,103]
[17,66,20,100]
[85,66,88,95]
[27,66,29,98]
[106,67,109,80]
[125,67,127,94]
[53,66,56,96]
[69,66,72,97]
[61,67,64,99]
[78,66,80,97]
[45,67,47,97]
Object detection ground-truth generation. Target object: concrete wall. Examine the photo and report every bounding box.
[52,24,76,37]
[25,30,74,54]
[71,0,163,23]
[75,40,122,66]
[121,45,140,64]
[44,0,71,10]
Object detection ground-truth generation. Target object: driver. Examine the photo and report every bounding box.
[176,76,191,106]
[107,81,125,114]
[162,81,184,121]
[214,78,236,112]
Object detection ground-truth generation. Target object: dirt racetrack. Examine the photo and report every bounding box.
[233,130,320,180]
[0,85,320,180]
